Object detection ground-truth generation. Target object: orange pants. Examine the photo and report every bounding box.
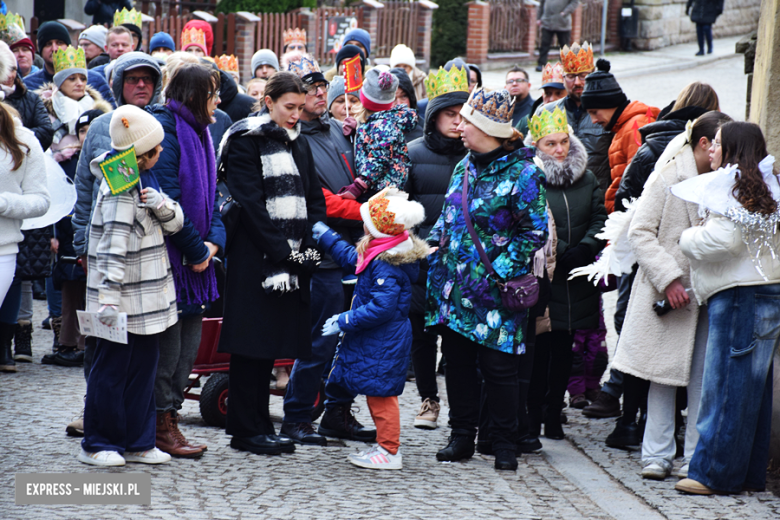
[366,395,400,455]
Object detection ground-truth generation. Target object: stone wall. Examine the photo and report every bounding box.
[632,0,760,51]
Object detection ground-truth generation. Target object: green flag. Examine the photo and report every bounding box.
[100,147,140,195]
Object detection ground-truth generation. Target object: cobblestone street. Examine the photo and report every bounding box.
[2,299,780,519]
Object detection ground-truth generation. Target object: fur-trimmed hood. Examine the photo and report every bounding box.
[533,133,588,188]
[376,235,430,266]
[218,111,299,158]
[35,82,112,117]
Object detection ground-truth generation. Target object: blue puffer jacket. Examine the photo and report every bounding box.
[320,228,428,397]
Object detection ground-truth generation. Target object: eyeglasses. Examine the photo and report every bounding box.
[208,90,221,99]
[124,75,154,85]
[564,73,590,81]
[506,78,528,85]
[306,82,329,95]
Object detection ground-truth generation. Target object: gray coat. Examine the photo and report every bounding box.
[538,0,580,32]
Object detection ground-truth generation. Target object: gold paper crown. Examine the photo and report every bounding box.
[113,8,142,28]
[283,28,306,48]
[53,46,87,74]
[560,41,594,74]
[467,88,514,124]
[215,55,239,73]
[0,13,26,46]
[541,62,565,87]
[181,27,206,51]
[424,66,468,101]
[529,106,569,142]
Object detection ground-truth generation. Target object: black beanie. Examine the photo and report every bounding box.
[335,44,365,72]
[580,59,627,110]
[389,67,417,110]
[75,108,107,135]
[122,24,144,51]
[37,21,71,50]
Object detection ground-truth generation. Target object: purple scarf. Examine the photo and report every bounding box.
[165,100,218,305]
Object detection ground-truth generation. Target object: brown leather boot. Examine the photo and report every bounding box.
[156,412,204,458]
[171,411,208,452]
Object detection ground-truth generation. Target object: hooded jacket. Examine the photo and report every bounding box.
[4,75,53,150]
[390,67,423,143]
[534,134,607,331]
[217,70,256,123]
[320,228,428,397]
[72,53,163,256]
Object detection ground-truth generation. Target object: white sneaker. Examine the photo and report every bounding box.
[414,398,440,429]
[676,457,691,478]
[124,447,172,464]
[641,460,671,480]
[348,444,402,470]
[78,449,125,467]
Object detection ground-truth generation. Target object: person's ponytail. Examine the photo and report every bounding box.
[502,128,522,151]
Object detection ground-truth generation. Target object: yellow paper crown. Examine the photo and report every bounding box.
[529,106,569,142]
[181,27,206,50]
[53,46,87,74]
[560,41,594,74]
[215,55,239,73]
[113,8,142,28]
[0,13,26,46]
[283,28,306,47]
[424,66,468,101]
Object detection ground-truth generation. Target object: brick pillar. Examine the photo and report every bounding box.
[361,0,383,55]
[466,1,489,66]
[524,5,537,55]
[571,3,582,44]
[234,12,260,84]
[416,0,437,69]
[297,8,316,57]
[608,0,622,44]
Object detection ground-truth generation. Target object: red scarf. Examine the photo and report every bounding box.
[356,231,409,274]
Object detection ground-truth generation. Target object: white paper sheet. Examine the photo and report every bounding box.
[77,311,128,344]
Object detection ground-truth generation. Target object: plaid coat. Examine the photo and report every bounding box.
[86,156,184,335]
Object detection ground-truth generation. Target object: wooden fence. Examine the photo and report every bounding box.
[580,0,605,47]
[374,1,420,59]
[311,6,363,65]
[489,0,530,53]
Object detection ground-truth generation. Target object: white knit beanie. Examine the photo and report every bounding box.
[109,105,164,156]
[389,44,415,69]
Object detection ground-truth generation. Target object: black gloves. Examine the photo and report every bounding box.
[285,248,322,275]
[557,244,593,275]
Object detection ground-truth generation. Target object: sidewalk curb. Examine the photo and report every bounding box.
[614,52,739,79]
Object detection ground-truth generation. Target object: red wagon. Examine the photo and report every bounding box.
[184,317,326,428]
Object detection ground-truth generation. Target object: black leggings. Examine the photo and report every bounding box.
[527,330,574,432]
[696,24,713,53]
[410,312,439,402]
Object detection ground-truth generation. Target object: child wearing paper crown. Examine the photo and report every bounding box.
[312,187,429,470]
[79,104,184,467]
[339,69,417,200]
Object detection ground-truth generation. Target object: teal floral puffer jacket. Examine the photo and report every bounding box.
[425,146,548,354]
[356,104,417,193]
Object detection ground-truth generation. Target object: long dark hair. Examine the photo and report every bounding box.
[689,111,731,149]
[0,103,29,170]
[165,63,220,127]
[720,121,777,215]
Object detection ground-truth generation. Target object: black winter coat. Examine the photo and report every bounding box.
[84,0,133,26]
[4,77,53,150]
[217,117,326,361]
[406,132,466,314]
[686,0,724,25]
[217,71,257,124]
[614,104,708,212]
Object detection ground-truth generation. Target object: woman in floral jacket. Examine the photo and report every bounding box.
[426,88,547,471]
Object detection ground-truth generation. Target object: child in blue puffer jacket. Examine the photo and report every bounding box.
[314,187,429,470]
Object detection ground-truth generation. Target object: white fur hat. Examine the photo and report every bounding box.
[360,187,425,238]
[0,41,16,85]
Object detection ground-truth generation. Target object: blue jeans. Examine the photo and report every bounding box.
[46,277,62,317]
[689,284,780,493]
[283,269,355,423]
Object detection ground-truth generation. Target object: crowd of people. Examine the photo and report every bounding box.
[0,5,777,497]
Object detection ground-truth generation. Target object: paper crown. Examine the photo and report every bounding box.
[181,27,206,51]
[283,28,306,48]
[215,54,239,73]
[541,62,565,87]
[0,13,26,46]
[286,54,320,78]
[425,66,468,101]
[560,41,594,74]
[529,106,568,142]
[53,46,87,74]
[113,8,142,28]
[466,87,515,125]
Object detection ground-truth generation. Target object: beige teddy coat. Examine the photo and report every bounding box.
[612,145,703,387]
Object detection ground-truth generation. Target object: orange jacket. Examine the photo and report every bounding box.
[605,101,660,213]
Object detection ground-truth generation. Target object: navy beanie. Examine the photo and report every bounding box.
[343,28,371,58]
[335,44,365,71]
[150,32,175,53]
[37,21,71,50]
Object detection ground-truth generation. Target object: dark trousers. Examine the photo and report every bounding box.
[538,29,570,66]
[82,333,159,454]
[410,312,439,402]
[527,330,574,432]
[441,327,519,451]
[226,354,276,437]
[619,373,650,426]
[696,23,713,53]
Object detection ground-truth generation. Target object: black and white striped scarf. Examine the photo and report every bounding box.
[220,112,308,293]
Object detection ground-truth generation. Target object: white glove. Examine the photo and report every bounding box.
[97,305,119,327]
[321,314,342,336]
[139,187,165,210]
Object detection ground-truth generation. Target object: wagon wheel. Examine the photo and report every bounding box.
[200,373,230,428]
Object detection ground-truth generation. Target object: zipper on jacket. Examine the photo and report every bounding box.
[563,191,573,333]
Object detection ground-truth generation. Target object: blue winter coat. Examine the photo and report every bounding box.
[320,229,429,397]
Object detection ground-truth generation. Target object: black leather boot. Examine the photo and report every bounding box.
[13,320,33,362]
[318,404,376,442]
[0,322,17,372]
[606,419,640,449]
[494,449,518,470]
[436,432,475,462]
